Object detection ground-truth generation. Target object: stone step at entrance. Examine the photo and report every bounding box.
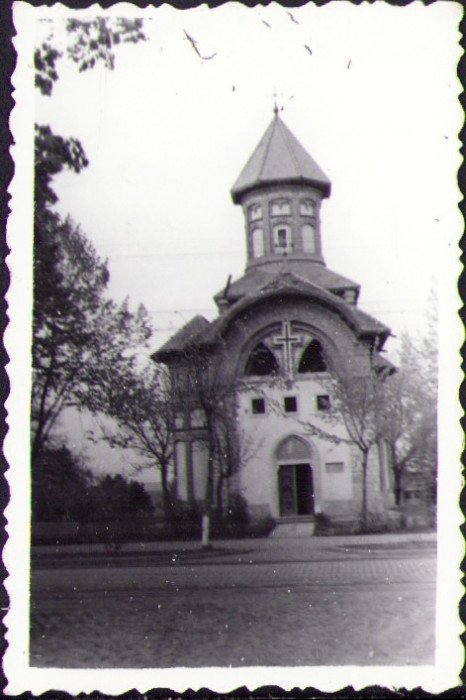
[270,516,315,538]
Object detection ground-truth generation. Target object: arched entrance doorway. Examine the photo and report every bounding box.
[276,436,314,517]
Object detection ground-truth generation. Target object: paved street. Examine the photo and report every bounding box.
[30,534,436,668]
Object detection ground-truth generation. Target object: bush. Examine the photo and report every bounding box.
[31,444,94,523]
[314,512,335,535]
[245,516,276,538]
[167,499,202,539]
[90,474,154,523]
[211,493,250,538]
[224,493,250,526]
[359,509,402,534]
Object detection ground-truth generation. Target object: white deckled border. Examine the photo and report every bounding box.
[3,1,464,694]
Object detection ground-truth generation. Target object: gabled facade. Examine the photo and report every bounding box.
[153,110,395,529]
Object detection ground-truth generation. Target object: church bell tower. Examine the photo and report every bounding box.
[231,107,331,272]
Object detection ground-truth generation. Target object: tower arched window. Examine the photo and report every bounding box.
[245,342,279,376]
[300,199,315,216]
[301,224,316,253]
[270,199,291,216]
[249,203,262,221]
[251,228,264,258]
[273,224,292,253]
[298,340,327,373]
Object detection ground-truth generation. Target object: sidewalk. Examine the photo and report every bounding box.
[32,530,436,561]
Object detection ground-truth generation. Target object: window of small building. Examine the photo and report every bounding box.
[190,408,206,428]
[298,340,327,373]
[270,199,291,216]
[317,395,331,411]
[301,224,316,253]
[273,225,292,253]
[174,412,185,430]
[251,397,265,414]
[249,203,262,221]
[251,227,264,258]
[244,342,279,376]
[343,289,357,304]
[284,396,297,413]
[300,199,315,216]
[325,462,344,473]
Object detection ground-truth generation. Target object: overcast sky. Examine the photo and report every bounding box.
[32,2,462,359]
[17,2,461,480]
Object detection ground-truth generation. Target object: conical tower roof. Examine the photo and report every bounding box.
[231,110,331,203]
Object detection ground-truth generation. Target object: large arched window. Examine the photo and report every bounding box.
[251,228,264,258]
[244,342,279,376]
[301,224,316,253]
[298,340,327,373]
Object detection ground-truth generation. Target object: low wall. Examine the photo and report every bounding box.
[31,519,167,545]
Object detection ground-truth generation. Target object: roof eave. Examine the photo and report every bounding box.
[152,340,219,365]
[231,177,331,204]
[206,283,384,346]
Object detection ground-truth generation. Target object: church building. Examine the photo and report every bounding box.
[153,109,395,531]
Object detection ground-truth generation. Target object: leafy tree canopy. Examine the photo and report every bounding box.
[32,18,152,458]
[35,17,146,96]
[35,123,89,211]
[32,212,152,458]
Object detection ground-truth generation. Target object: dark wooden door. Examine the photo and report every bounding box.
[278,465,296,516]
[296,464,314,515]
[278,464,314,516]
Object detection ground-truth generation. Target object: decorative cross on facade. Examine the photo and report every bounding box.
[273,321,302,377]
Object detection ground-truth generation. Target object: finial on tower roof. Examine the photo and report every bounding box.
[273,102,279,117]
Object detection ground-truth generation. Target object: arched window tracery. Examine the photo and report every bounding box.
[298,339,327,373]
[244,342,279,376]
[276,435,311,461]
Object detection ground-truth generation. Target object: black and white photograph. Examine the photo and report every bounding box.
[4,1,463,694]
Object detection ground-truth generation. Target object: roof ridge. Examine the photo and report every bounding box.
[278,117,303,178]
[257,118,276,182]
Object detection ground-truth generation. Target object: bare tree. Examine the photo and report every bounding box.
[212,400,259,520]
[294,351,392,531]
[382,320,438,505]
[88,362,175,513]
[170,348,252,547]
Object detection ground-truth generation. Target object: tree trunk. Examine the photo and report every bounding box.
[202,422,216,549]
[389,443,403,506]
[160,462,173,514]
[361,450,369,531]
[394,470,402,506]
[215,472,224,521]
[201,513,210,548]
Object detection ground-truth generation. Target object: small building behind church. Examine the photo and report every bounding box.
[153,109,395,531]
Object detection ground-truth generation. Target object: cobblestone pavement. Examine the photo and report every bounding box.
[30,536,436,669]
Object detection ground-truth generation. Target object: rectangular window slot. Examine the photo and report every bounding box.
[317,395,331,410]
[251,397,265,414]
[284,396,297,413]
[326,462,344,473]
